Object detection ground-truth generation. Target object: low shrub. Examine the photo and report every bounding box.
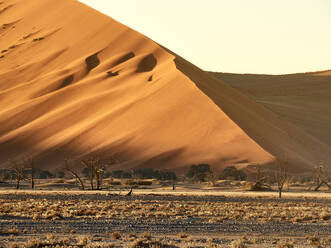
[109,170,132,179]
[219,166,247,181]
[122,180,153,186]
[186,164,212,182]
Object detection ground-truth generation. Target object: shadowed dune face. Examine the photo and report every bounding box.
[114,52,135,66]
[211,72,331,148]
[136,54,157,72]
[85,52,100,74]
[0,0,328,172]
[59,74,74,89]
[170,54,331,171]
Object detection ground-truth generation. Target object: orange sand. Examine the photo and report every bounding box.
[0,0,328,172]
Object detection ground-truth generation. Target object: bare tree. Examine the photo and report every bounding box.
[81,152,118,190]
[9,159,25,189]
[274,158,289,198]
[63,159,85,190]
[247,165,271,191]
[312,162,330,191]
[0,169,6,182]
[81,155,99,190]
[97,154,118,190]
[207,171,218,187]
[22,156,35,189]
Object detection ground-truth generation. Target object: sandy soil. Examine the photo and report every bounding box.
[0,188,330,199]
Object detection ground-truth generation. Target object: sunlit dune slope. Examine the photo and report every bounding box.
[211,72,331,150]
[0,0,329,172]
[0,0,274,171]
[311,70,331,76]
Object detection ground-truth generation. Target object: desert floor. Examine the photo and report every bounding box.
[0,183,330,247]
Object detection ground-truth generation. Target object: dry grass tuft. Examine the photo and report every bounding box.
[8,228,19,235]
[142,232,152,240]
[77,235,89,246]
[0,196,328,225]
[130,238,174,248]
[0,227,20,235]
[178,232,189,239]
[231,238,247,248]
[277,241,294,248]
[6,235,116,248]
[111,231,121,240]
[306,235,320,245]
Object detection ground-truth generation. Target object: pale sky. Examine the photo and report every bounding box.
[79,0,331,74]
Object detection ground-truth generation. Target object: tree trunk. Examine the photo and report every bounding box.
[76,176,85,190]
[95,170,100,190]
[99,171,103,190]
[65,168,85,190]
[16,178,20,189]
[314,182,323,191]
[90,167,94,190]
[31,167,35,189]
[278,188,282,198]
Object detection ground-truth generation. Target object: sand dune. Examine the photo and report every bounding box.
[212,72,331,148]
[310,70,331,76]
[0,0,329,172]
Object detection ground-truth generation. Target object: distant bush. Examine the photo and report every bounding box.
[300,176,314,184]
[108,181,121,186]
[133,168,177,181]
[0,168,55,180]
[133,168,155,179]
[219,166,247,181]
[136,180,153,186]
[186,164,212,182]
[98,168,177,182]
[82,167,92,178]
[38,169,54,179]
[109,170,132,179]
[0,169,14,180]
[122,179,153,186]
[57,171,65,178]
[154,170,177,181]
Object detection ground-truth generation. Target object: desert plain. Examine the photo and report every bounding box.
[0,178,330,247]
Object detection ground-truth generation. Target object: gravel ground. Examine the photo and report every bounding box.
[0,192,330,236]
[0,216,330,236]
[1,192,330,204]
